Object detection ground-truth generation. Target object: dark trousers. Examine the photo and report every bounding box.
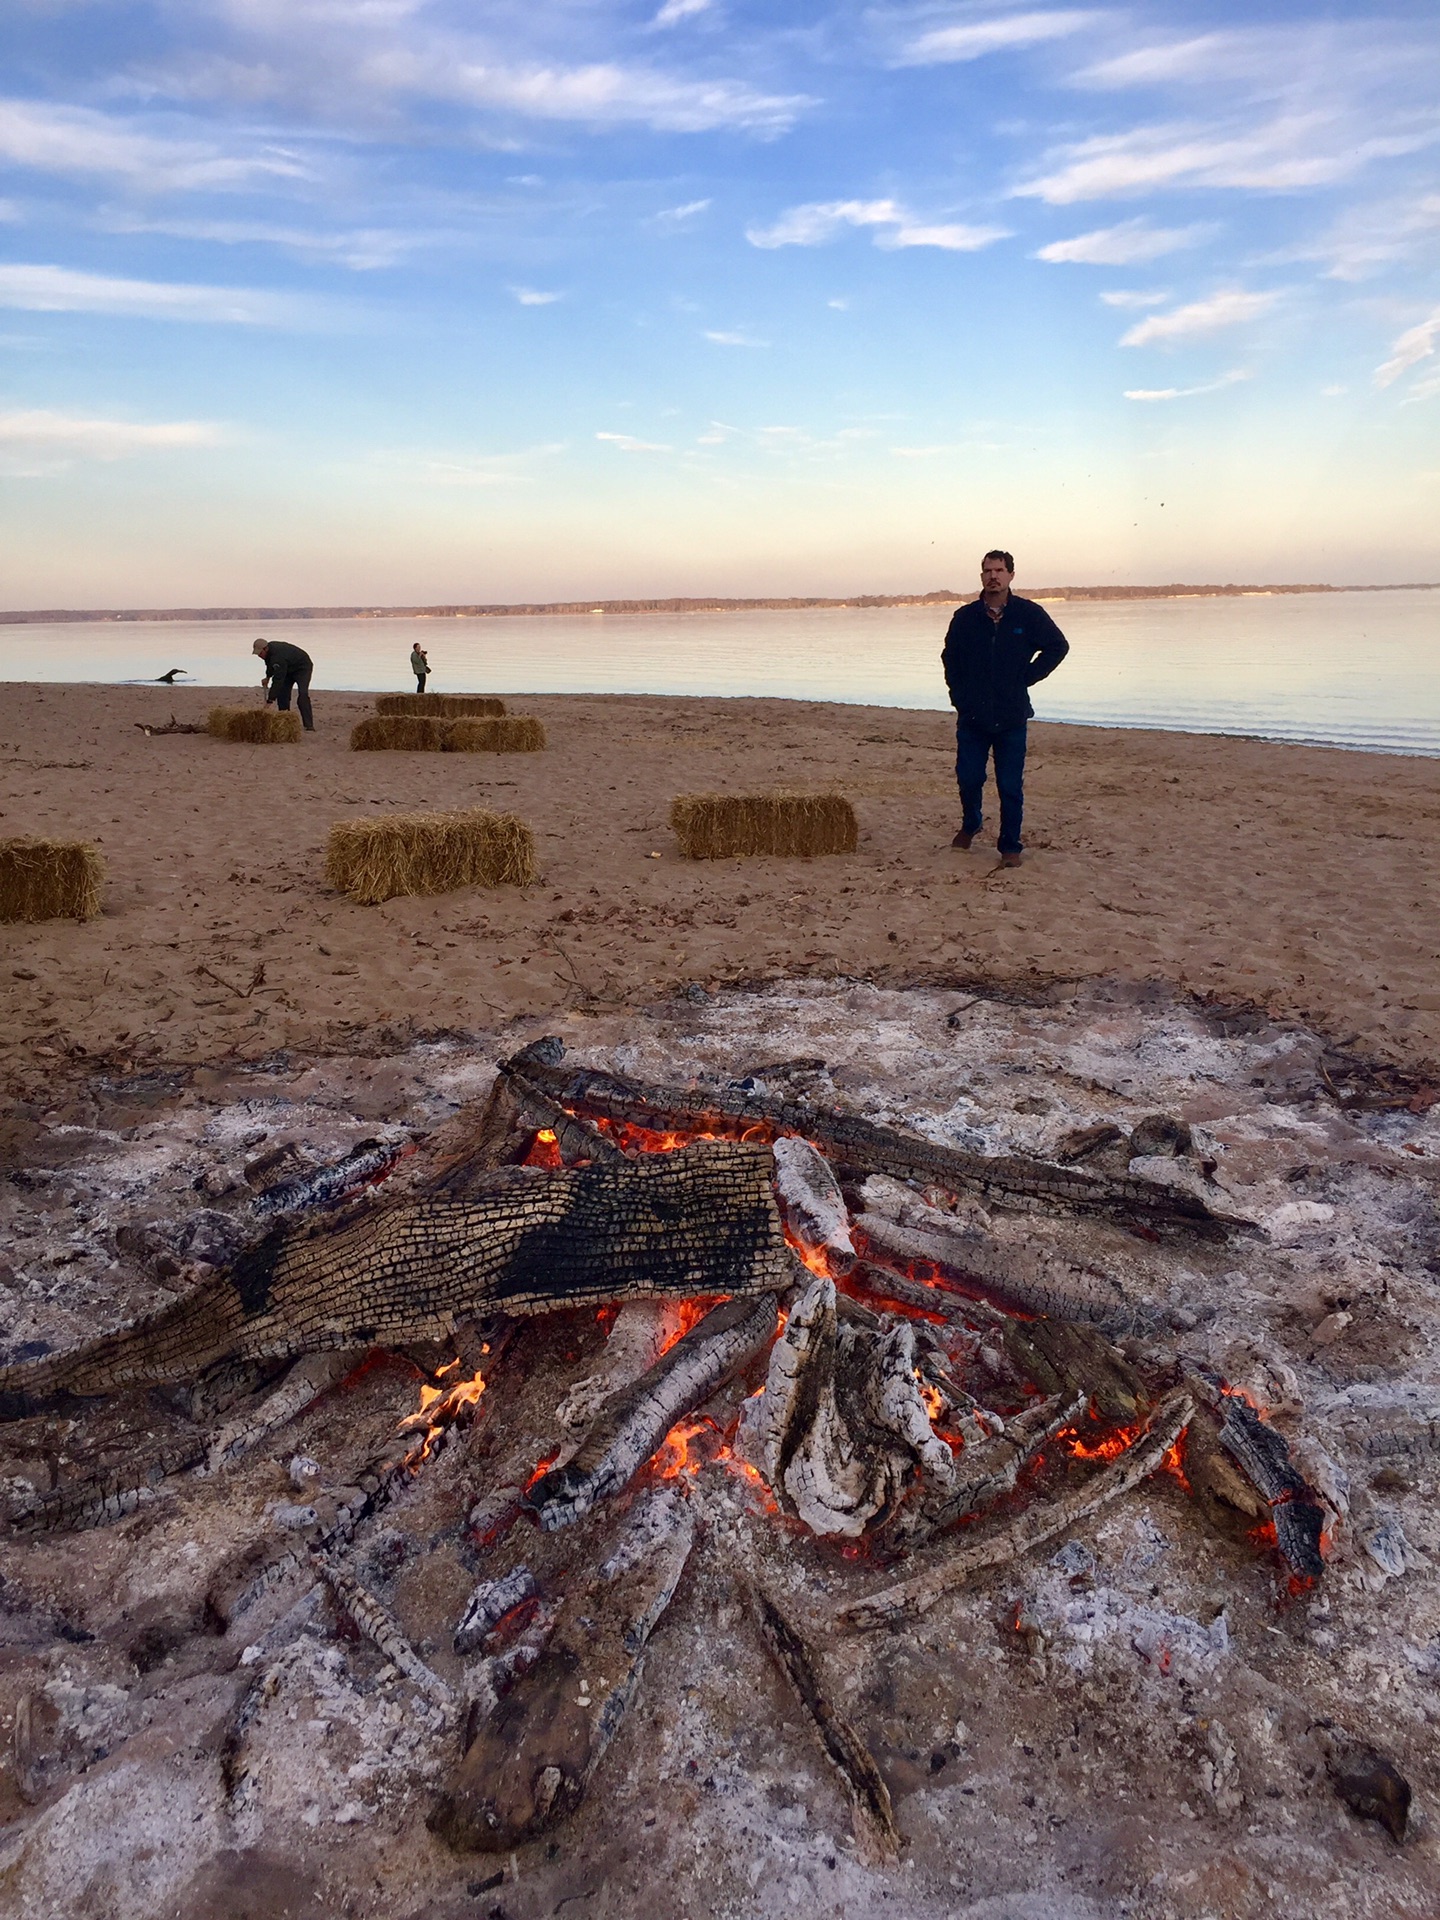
[415,672,428,693]
[956,719,1027,854]
[272,666,314,730]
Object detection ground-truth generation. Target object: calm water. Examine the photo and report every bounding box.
[3,589,1437,755]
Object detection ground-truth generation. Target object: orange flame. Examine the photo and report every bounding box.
[396,1366,487,1462]
[525,1126,564,1169]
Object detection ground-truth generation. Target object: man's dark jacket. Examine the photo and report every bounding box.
[262,640,312,679]
[941,594,1069,731]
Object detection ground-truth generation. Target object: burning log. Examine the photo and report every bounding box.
[999,1319,1147,1424]
[554,1300,683,1440]
[432,1485,696,1851]
[840,1390,1194,1630]
[454,1567,539,1656]
[524,1293,780,1530]
[312,1550,455,1706]
[0,1142,791,1418]
[737,1274,954,1538]
[772,1136,855,1272]
[856,1206,1164,1337]
[512,1045,1230,1235]
[880,1391,1086,1553]
[1184,1370,1327,1580]
[750,1585,900,1863]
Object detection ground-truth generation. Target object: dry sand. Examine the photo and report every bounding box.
[1,681,1438,1095]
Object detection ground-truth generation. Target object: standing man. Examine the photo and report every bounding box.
[941,550,1068,868]
[252,637,315,731]
[411,642,430,694]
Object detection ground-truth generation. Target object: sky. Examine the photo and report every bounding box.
[1,0,1438,605]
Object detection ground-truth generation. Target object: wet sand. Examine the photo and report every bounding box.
[2,682,1438,1090]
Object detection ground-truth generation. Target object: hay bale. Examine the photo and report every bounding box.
[375,694,507,718]
[0,837,103,922]
[326,809,538,904]
[443,715,546,754]
[670,791,858,860]
[350,715,448,752]
[208,707,303,744]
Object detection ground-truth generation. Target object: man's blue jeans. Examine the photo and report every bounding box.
[956,719,1027,854]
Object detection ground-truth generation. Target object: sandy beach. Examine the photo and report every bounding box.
[2,681,1437,1093]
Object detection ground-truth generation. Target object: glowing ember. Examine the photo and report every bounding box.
[651,1418,712,1479]
[525,1127,564,1170]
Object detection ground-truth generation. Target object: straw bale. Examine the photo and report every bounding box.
[326,809,538,904]
[0,837,103,923]
[670,791,858,861]
[207,707,303,744]
[350,715,448,752]
[443,715,547,754]
[375,694,507,718]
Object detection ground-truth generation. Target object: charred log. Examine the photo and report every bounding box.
[524,1292,780,1530]
[750,1585,900,1863]
[881,1392,1086,1553]
[513,1045,1230,1235]
[0,1142,791,1418]
[1186,1369,1327,1580]
[312,1551,455,1705]
[432,1485,695,1851]
[841,1390,1193,1629]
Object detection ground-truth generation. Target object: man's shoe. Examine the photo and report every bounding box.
[951,829,975,849]
[999,851,1023,868]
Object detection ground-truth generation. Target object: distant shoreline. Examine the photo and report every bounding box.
[3,581,1437,625]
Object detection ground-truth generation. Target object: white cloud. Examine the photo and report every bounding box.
[1035,218,1211,264]
[1017,118,1439,204]
[1295,194,1440,283]
[508,285,562,305]
[426,58,805,135]
[747,198,1006,253]
[0,97,307,192]
[649,197,712,229]
[897,10,1104,66]
[97,211,418,271]
[1374,308,1440,388]
[1120,288,1278,347]
[652,0,711,24]
[1076,32,1271,89]
[0,264,313,325]
[1123,369,1251,401]
[1099,288,1169,307]
[596,430,671,451]
[0,408,226,461]
[703,328,766,346]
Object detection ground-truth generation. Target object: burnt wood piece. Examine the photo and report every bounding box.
[1185,1369,1327,1581]
[524,1292,781,1530]
[253,1139,406,1218]
[312,1551,455,1705]
[881,1392,1086,1552]
[1001,1320,1148,1423]
[10,1434,209,1534]
[500,1064,630,1167]
[771,1135,855,1271]
[840,1390,1194,1630]
[0,1142,790,1419]
[208,1349,361,1469]
[454,1566,539,1656]
[513,1048,1228,1235]
[431,1485,695,1852]
[856,1210,1165,1337]
[750,1585,900,1863]
[740,1274,953,1538]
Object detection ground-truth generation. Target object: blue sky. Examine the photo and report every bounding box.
[1,0,1437,603]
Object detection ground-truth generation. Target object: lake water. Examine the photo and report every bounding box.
[3,588,1437,756]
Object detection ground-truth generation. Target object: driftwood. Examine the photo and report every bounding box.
[750,1585,900,1862]
[432,1485,695,1851]
[513,1045,1229,1235]
[524,1293,780,1530]
[840,1390,1194,1629]
[134,714,206,735]
[0,1142,791,1418]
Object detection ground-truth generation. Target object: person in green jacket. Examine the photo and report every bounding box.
[411,644,429,694]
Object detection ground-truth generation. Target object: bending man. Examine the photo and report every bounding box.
[252,637,315,732]
[941,550,1068,868]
